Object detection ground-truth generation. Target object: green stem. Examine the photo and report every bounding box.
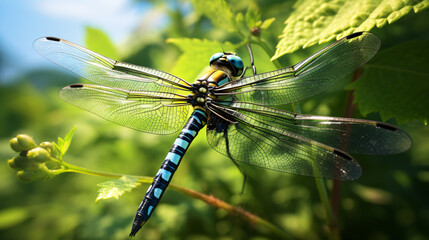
[62,161,129,179]
[62,161,153,184]
[250,38,282,69]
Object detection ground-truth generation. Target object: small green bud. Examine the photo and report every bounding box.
[10,138,27,152]
[27,147,50,163]
[40,142,53,150]
[17,170,42,182]
[13,156,39,170]
[8,158,18,169]
[16,134,37,151]
[40,142,60,158]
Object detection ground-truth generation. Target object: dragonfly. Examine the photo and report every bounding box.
[34,32,411,236]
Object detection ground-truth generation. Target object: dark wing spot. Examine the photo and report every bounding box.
[69,84,84,88]
[334,149,353,161]
[45,37,61,42]
[376,122,398,131]
[346,32,363,39]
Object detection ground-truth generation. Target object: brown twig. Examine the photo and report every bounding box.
[330,69,363,239]
[170,184,292,239]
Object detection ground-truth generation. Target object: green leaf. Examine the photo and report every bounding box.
[62,126,76,155]
[167,38,236,81]
[85,26,118,59]
[52,142,61,158]
[191,0,237,32]
[57,137,65,155]
[347,40,429,124]
[96,176,141,202]
[260,17,276,30]
[272,0,429,60]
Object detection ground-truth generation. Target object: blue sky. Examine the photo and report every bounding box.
[0,0,152,82]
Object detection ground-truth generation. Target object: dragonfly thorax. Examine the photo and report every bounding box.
[188,53,243,107]
[188,69,232,107]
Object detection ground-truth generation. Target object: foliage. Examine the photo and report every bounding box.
[96,176,141,202]
[2,0,429,239]
[349,40,429,123]
[272,0,429,60]
[56,126,76,159]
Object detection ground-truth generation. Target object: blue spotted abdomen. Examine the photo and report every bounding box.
[130,109,207,236]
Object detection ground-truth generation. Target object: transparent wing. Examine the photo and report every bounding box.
[33,37,192,92]
[214,101,412,155]
[292,115,412,154]
[60,84,190,134]
[214,32,380,106]
[206,102,362,181]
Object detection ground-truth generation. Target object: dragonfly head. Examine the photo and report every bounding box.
[209,52,243,77]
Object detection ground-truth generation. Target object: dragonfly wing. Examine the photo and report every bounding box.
[60,84,190,134]
[292,115,412,154]
[33,37,191,92]
[206,102,361,181]
[215,101,412,155]
[215,32,380,106]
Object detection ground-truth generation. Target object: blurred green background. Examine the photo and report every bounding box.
[1,0,429,239]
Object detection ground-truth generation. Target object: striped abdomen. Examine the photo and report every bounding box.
[130,109,207,236]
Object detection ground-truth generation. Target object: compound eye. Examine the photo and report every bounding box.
[227,55,244,69]
[209,52,224,64]
[226,55,244,76]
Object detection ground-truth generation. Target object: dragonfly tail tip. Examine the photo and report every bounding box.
[129,217,146,237]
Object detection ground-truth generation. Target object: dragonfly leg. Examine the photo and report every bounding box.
[229,157,247,194]
[238,67,248,78]
[223,125,247,194]
[246,43,257,75]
